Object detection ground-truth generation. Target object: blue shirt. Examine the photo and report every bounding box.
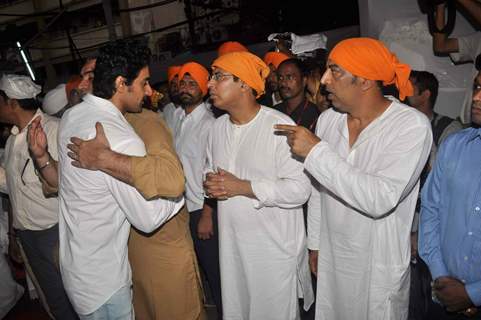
[419,127,481,306]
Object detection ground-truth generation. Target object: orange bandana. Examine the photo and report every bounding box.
[263,52,290,69]
[178,62,209,97]
[66,75,82,97]
[212,51,270,98]
[217,41,249,57]
[167,65,182,83]
[329,37,414,100]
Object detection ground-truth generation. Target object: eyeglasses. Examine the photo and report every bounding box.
[209,73,234,82]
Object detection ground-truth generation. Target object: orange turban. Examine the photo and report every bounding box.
[212,51,270,98]
[66,75,82,97]
[178,62,209,97]
[329,37,414,100]
[263,52,290,69]
[217,41,249,57]
[167,65,182,83]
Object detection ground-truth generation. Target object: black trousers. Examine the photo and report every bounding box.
[17,224,78,320]
[189,208,223,316]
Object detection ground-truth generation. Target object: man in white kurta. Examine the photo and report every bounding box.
[57,40,184,318]
[204,51,314,320]
[276,38,433,320]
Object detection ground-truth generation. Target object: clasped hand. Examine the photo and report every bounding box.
[204,168,242,200]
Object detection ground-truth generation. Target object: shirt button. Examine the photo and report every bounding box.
[462,279,466,283]
[476,207,480,212]
[464,256,469,261]
[468,232,473,236]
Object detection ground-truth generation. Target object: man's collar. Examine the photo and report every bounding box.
[83,94,124,117]
[184,101,208,121]
[468,127,481,141]
[11,108,43,136]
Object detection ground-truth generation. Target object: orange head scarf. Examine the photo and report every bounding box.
[66,75,82,97]
[167,65,182,83]
[329,37,414,100]
[212,51,270,98]
[178,62,209,97]
[263,52,290,70]
[217,41,249,57]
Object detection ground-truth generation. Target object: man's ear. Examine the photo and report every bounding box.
[420,89,431,102]
[115,76,126,93]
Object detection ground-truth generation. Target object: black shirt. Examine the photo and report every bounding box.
[275,98,320,132]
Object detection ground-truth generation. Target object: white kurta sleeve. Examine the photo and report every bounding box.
[106,174,184,233]
[104,126,184,233]
[307,179,321,250]
[203,125,215,183]
[250,132,311,209]
[44,118,59,161]
[305,119,432,218]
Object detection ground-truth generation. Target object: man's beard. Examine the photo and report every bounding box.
[171,94,182,105]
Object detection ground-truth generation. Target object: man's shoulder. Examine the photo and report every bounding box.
[125,109,159,125]
[126,109,172,142]
[442,127,475,145]
[388,100,431,129]
[260,105,296,125]
[200,104,216,123]
[60,100,144,153]
[40,112,60,132]
[316,107,341,125]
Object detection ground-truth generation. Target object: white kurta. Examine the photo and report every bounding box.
[58,94,184,315]
[205,106,314,320]
[306,99,432,320]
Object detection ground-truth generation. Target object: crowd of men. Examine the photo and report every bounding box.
[0,2,480,319]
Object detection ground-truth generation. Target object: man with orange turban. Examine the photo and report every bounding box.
[275,37,433,320]
[174,61,222,317]
[217,40,248,57]
[258,51,290,107]
[204,51,314,319]
[163,65,183,132]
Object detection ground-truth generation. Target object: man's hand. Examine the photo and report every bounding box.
[197,209,214,240]
[67,122,111,170]
[204,168,252,200]
[27,116,48,162]
[433,276,474,312]
[309,250,319,276]
[274,124,321,158]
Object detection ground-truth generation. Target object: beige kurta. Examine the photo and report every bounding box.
[126,109,205,320]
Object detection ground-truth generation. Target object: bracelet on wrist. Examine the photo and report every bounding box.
[36,153,52,170]
[38,160,52,170]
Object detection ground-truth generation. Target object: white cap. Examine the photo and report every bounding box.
[42,84,67,115]
[0,74,41,99]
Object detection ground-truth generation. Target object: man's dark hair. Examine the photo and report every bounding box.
[278,58,308,77]
[93,39,151,99]
[410,70,439,109]
[0,89,39,111]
